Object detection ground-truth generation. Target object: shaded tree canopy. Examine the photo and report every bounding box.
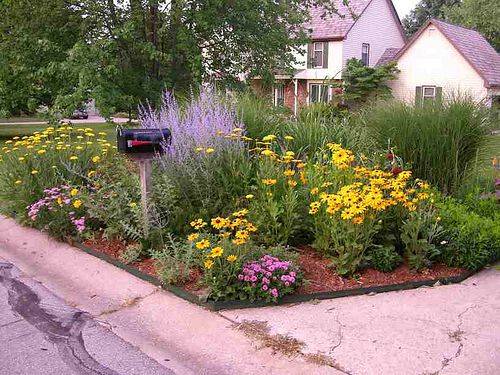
[402,0,460,36]
[0,0,350,116]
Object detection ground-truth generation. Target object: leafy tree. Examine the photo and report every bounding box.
[402,0,460,36]
[444,0,500,51]
[0,0,82,115]
[1,0,351,116]
[341,58,399,103]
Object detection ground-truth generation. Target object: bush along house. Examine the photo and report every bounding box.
[251,0,406,115]
[381,19,500,108]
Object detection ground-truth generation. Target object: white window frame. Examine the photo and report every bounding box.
[309,83,330,104]
[422,86,436,103]
[274,83,285,107]
[361,43,370,66]
[312,42,324,68]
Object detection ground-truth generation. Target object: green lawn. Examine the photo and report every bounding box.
[0,123,119,145]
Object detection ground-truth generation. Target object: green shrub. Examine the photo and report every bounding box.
[151,233,200,285]
[361,97,492,196]
[438,199,500,271]
[120,243,144,264]
[368,244,402,272]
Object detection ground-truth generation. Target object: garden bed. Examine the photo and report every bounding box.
[77,238,473,311]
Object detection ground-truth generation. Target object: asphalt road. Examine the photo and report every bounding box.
[0,261,175,375]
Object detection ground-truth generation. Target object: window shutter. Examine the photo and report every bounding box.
[436,87,443,105]
[415,86,423,107]
[307,44,313,69]
[323,42,329,69]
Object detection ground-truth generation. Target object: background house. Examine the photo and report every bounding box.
[381,19,500,107]
[252,0,406,115]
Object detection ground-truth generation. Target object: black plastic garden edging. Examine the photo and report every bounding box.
[74,242,475,311]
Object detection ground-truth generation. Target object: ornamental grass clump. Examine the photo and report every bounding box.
[239,255,302,302]
[0,123,114,218]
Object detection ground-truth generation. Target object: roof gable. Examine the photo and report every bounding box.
[304,0,370,40]
[394,19,500,88]
[304,0,405,41]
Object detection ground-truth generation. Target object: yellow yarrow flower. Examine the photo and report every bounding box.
[70,188,79,197]
[31,170,38,175]
[206,148,215,154]
[245,194,254,199]
[92,156,101,163]
[73,199,82,209]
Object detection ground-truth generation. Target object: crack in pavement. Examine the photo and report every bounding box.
[424,304,477,375]
[0,262,120,375]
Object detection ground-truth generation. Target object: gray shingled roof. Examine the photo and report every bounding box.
[304,0,370,40]
[376,47,400,66]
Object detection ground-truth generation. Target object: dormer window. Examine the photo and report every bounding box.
[362,43,370,65]
[307,42,329,69]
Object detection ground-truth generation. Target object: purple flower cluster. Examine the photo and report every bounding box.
[139,88,244,162]
[27,186,86,234]
[238,255,299,300]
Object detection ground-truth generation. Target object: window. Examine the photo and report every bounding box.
[361,43,370,65]
[416,86,442,106]
[274,84,285,106]
[313,42,324,68]
[310,84,329,103]
[422,86,436,104]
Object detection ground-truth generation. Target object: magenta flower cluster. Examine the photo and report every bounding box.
[27,186,86,233]
[238,255,300,301]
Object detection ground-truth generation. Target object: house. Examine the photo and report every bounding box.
[252,0,406,115]
[379,19,500,107]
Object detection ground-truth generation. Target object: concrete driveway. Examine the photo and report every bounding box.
[0,215,499,375]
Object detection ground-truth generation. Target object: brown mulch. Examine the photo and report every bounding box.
[296,246,466,294]
[83,235,206,293]
[83,236,157,277]
[82,236,467,297]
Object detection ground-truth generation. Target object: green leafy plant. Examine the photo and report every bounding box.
[151,233,199,285]
[438,199,500,271]
[401,205,444,271]
[120,243,144,264]
[368,244,402,272]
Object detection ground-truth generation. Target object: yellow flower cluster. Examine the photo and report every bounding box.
[0,124,114,183]
[308,144,432,224]
[188,209,258,269]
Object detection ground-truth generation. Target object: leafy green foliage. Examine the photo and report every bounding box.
[151,234,200,285]
[0,0,82,115]
[119,243,144,264]
[368,244,402,273]
[444,0,500,51]
[438,198,500,271]
[341,59,399,104]
[402,0,460,36]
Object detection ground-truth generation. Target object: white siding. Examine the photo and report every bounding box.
[293,41,344,80]
[390,24,488,103]
[342,0,405,70]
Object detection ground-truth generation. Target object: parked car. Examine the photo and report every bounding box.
[71,108,89,119]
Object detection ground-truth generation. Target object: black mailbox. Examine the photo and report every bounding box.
[117,128,171,154]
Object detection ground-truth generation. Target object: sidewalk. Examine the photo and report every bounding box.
[0,216,337,375]
[1,215,499,375]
